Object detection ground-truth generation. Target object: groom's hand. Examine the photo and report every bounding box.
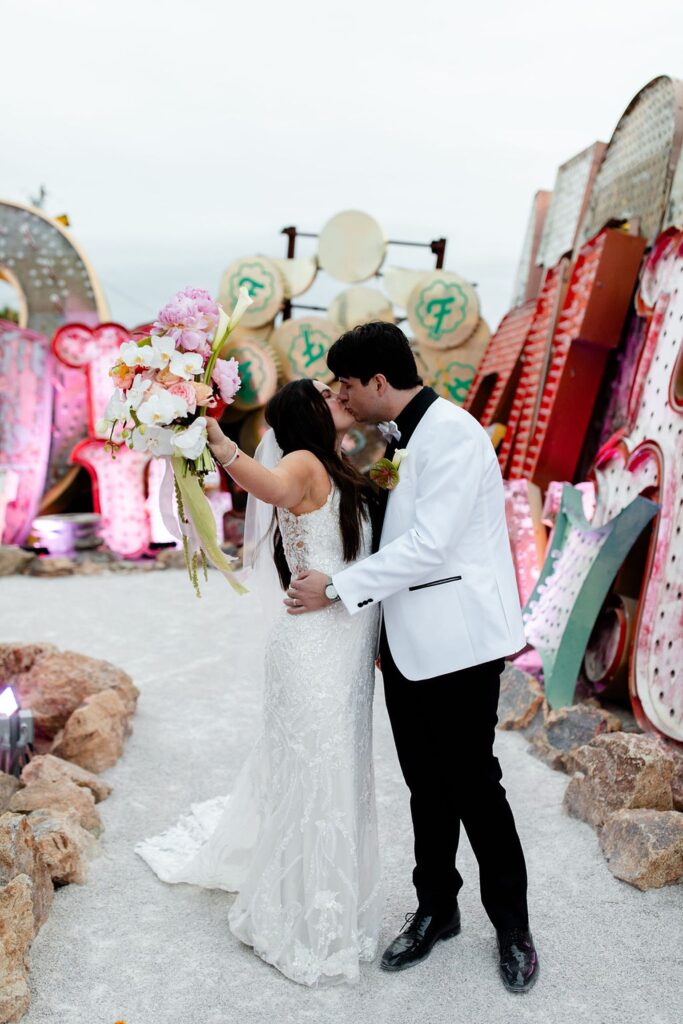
[285,570,329,614]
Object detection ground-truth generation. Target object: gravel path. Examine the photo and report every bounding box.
[1,571,681,1024]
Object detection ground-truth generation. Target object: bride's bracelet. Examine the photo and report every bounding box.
[218,442,240,470]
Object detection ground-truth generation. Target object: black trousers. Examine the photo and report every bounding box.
[380,626,529,933]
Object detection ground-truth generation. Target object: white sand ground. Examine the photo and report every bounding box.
[1,570,681,1024]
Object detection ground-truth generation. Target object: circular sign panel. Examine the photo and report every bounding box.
[407,271,479,350]
[221,338,279,412]
[219,256,284,328]
[238,409,270,457]
[417,319,490,405]
[269,317,339,382]
[271,257,318,299]
[382,267,430,308]
[318,210,387,283]
[328,287,394,331]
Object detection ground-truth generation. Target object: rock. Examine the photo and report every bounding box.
[0,812,53,932]
[0,643,57,678]
[27,809,98,886]
[653,737,683,813]
[599,809,683,890]
[0,874,34,1023]
[530,703,622,772]
[154,547,186,569]
[563,732,674,828]
[0,773,21,814]
[21,754,112,803]
[26,556,75,577]
[0,545,35,576]
[51,689,128,773]
[71,558,107,576]
[497,665,544,731]
[9,778,102,836]
[12,647,138,738]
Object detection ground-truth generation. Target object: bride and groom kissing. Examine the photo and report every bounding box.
[135,321,539,993]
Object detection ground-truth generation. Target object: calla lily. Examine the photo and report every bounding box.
[227,285,254,332]
[392,449,408,470]
[172,416,208,460]
[212,304,231,354]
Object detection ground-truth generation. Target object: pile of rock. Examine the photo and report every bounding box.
[0,644,137,1022]
[1,643,139,769]
[499,664,683,891]
[0,542,239,578]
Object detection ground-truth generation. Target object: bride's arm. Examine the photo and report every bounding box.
[206,418,310,509]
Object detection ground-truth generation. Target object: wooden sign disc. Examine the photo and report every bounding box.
[271,257,318,299]
[328,286,394,330]
[269,316,339,382]
[221,321,274,356]
[219,256,284,328]
[407,270,480,350]
[238,409,270,457]
[318,210,387,283]
[417,319,490,405]
[221,337,279,412]
[382,267,430,309]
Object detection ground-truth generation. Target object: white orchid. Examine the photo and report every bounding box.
[119,340,154,368]
[103,389,130,423]
[137,390,187,426]
[148,335,176,370]
[127,375,152,411]
[130,425,174,456]
[172,416,208,460]
[169,349,204,380]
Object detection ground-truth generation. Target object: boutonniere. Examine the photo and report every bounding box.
[369,449,408,491]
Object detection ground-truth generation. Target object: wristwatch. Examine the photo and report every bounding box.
[325,578,341,603]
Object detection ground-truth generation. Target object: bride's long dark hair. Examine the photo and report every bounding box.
[264,379,376,589]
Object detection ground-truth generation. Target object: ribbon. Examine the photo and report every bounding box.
[171,456,247,595]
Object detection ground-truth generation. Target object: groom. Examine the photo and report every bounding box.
[286,322,538,993]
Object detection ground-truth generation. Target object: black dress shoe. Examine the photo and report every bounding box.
[497,928,539,993]
[380,907,461,972]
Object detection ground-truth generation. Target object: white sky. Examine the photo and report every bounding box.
[3,0,683,331]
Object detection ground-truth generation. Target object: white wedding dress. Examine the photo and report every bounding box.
[135,485,382,987]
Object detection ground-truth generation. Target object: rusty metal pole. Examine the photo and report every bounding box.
[280,226,298,319]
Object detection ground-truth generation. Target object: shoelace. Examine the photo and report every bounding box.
[399,912,417,934]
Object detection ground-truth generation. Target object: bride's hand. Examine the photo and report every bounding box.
[206,417,236,464]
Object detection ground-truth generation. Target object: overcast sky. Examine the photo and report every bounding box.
[3,0,683,332]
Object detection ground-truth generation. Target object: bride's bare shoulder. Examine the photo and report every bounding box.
[280,449,327,475]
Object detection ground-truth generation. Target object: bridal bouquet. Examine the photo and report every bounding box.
[100,285,253,596]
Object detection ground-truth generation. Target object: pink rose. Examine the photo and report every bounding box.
[192,381,215,406]
[211,357,241,404]
[168,381,197,414]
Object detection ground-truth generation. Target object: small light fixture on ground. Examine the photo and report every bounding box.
[0,685,34,776]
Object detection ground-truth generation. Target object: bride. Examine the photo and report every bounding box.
[135,378,382,987]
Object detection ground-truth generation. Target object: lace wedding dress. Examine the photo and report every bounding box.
[135,486,382,987]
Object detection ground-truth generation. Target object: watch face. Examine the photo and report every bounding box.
[325,584,338,600]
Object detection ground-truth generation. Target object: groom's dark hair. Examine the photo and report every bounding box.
[327,322,423,389]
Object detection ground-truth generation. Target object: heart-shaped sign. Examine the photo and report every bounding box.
[52,322,131,368]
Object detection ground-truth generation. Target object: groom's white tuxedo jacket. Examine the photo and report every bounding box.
[333,396,527,681]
